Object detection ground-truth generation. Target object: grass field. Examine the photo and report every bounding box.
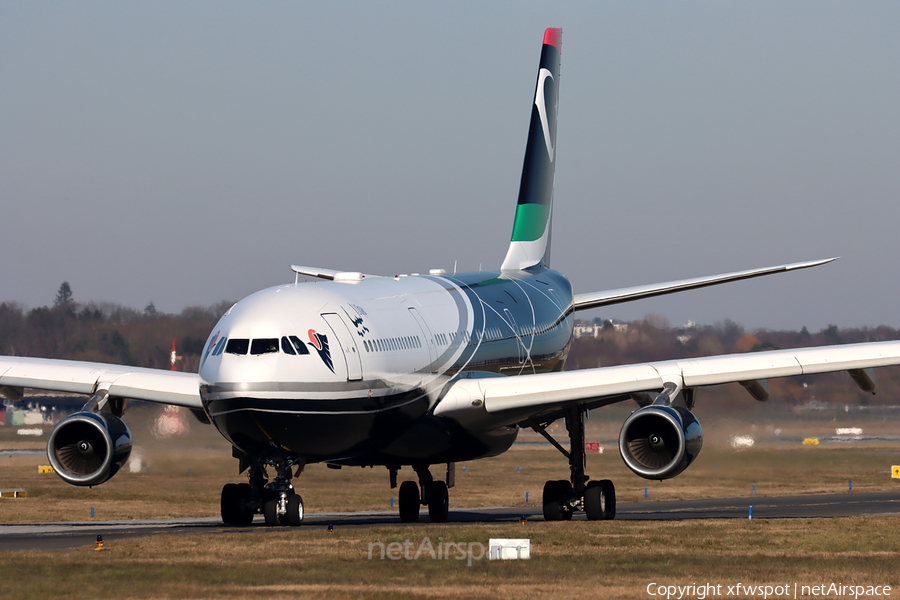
[1,517,899,599]
[2,407,899,598]
[1,406,899,521]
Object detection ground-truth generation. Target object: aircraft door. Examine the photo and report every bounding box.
[321,313,363,381]
[408,307,437,368]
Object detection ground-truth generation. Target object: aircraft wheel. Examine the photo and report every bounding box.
[600,479,616,520]
[425,481,449,523]
[584,481,605,520]
[221,483,240,524]
[263,498,280,526]
[287,494,304,526]
[398,480,420,523]
[221,483,254,525]
[542,480,572,521]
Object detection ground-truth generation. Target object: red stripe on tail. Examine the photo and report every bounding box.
[543,27,562,50]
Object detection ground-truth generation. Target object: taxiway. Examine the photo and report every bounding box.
[3,490,899,552]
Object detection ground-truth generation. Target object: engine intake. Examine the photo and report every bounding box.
[47,412,132,486]
[618,405,702,480]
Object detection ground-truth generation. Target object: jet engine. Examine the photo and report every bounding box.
[47,412,133,486]
[618,405,702,480]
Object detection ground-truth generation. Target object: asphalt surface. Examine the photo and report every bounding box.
[3,490,900,552]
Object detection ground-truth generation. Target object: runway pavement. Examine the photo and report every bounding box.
[3,490,900,552]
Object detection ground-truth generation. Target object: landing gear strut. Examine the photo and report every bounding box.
[532,407,616,521]
[261,455,304,526]
[396,464,451,523]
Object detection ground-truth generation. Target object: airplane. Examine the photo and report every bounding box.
[3,27,900,526]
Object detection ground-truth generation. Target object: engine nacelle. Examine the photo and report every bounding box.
[618,405,703,480]
[47,412,132,486]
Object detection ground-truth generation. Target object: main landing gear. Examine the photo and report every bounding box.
[394,464,452,523]
[531,406,616,522]
[220,451,306,526]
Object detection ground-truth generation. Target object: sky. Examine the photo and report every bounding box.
[1,2,898,331]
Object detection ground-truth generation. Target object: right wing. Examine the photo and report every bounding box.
[573,258,836,311]
[0,356,202,408]
[435,340,900,424]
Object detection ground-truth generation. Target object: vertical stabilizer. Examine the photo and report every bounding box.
[501,28,562,271]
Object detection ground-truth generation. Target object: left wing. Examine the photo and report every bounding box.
[573,258,836,311]
[435,340,900,423]
[0,356,202,408]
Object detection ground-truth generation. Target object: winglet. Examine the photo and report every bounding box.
[291,265,377,282]
[501,28,562,271]
[291,265,340,281]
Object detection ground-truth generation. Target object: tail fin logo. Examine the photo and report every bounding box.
[308,329,335,373]
[536,68,556,162]
[500,28,562,271]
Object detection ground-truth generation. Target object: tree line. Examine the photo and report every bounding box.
[0,282,231,373]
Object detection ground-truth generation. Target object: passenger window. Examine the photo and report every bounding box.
[289,335,310,355]
[225,339,249,355]
[281,337,296,355]
[251,338,279,355]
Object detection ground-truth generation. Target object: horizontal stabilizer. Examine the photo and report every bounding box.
[573,258,837,311]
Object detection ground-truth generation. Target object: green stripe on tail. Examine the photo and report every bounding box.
[510,204,551,242]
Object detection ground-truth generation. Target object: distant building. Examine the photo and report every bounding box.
[573,320,628,339]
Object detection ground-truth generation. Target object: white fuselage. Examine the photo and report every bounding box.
[198,268,574,465]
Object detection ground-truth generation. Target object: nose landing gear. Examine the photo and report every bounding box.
[220,450,306,526]
[261,455,304,526]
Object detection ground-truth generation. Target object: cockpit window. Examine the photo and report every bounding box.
[250,338,279,355]
[287,335,308,355]
[225,339,249,355]
[281,336,296,355]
